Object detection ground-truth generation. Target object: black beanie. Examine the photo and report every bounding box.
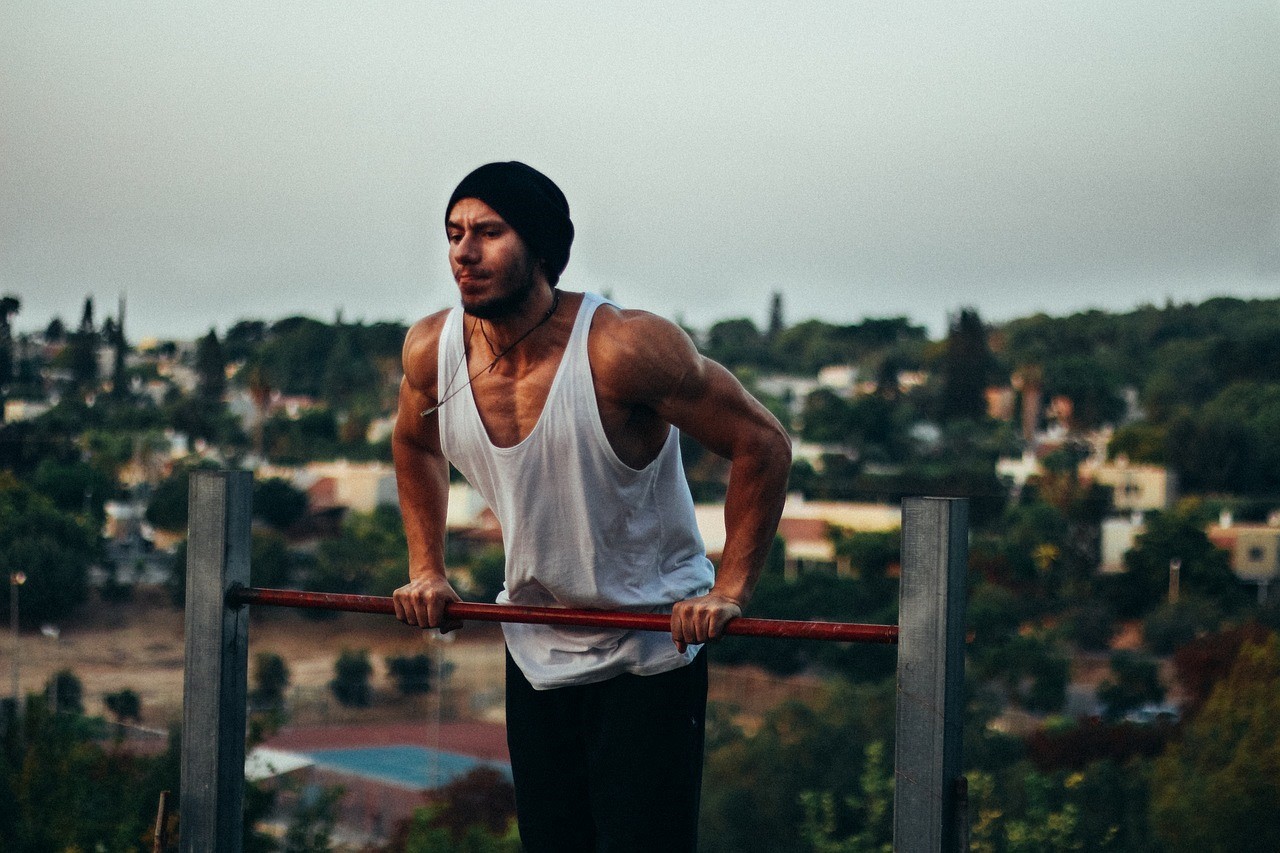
[446,161,574,285]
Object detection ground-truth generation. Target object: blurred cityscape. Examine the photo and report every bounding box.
[2,291,1279,851]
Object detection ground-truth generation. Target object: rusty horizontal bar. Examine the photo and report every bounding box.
[229,586,899,645]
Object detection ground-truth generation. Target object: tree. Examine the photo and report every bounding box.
[253,477,309,530]
[0,475,96,624]
[1151,634,1280,851]
[766,292,784,342]
[0,694,183,852]
[103,688,141,725]
[280,784,343,853]
[703,318,767,369]
[251,652,291,709]
[145,468,193,532]
[31,457,115,521]
[0,294,18,395]
[1097,651,1164,721]
[386,654,433,695]
[1141,596,1223,656]
[937,308,995,423]
[195,328,226,403]
[45,670,84,715]
[44,315,66,342]
[1117,507,1242,618]
[329,648,373,707]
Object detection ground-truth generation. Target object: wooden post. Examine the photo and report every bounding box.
[180,470,252,853]
[894,497,968,852]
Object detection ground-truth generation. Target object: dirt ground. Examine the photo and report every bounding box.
[2,587,824,732]
[2,588,510,729]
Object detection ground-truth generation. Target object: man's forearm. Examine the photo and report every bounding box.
[712,432,791,607]
[392,436,450,581]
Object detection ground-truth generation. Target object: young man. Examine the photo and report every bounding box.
[392,161,791,851]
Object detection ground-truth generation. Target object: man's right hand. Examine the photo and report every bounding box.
[393,575,464,633]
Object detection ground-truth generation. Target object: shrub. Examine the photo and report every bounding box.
[386,654,432,695]
[329,648,373,707]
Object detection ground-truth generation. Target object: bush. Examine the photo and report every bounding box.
[1068,602,1116,652]
[103,688,141,724]
[329,648,373,707]
[46,669,84,715]
[386,654,432,695]
[1098,651,1164,721]
[1142,597,1223,656]
[250,652,290,709]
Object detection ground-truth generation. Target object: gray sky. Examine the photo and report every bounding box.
[3,1,1277,341]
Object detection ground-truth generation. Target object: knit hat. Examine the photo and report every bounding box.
[446,161,574,285]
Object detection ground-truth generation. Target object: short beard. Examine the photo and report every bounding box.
[463,264,539,321]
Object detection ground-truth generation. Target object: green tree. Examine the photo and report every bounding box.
[1142,596,1223,656]
[0,475,96,624]
[704,318,767,369]
[1116,507,1242,618]
[386,654,433,695]
[195,328,227,403]
[798,740,894,853]
[467,547,507,602]
[31,457,115,522]
[0,695,182,852]
[253,477,308,530]
[937,308,996,423]
[280,784,343,852]
[311,506,409,599]
[103,688,141,725]
[45,669,84,715]
[1150,634,1280,852]
[1097,651,1164,721]
[329,648,373,707]
[251,651,291,709]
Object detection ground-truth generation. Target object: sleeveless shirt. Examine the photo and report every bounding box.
[436,292,715,689]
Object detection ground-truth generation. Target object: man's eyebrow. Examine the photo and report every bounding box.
[446,217,507,231]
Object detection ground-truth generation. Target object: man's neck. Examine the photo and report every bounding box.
[471,284,559,357]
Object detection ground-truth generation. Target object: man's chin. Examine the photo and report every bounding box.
[462,285,535,320]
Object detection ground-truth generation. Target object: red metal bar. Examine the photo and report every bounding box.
[229,586,899,645]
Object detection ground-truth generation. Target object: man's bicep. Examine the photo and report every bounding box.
[658,357,778,459]
[394,378,443,456]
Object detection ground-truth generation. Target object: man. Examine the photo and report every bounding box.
[392,161,791,852]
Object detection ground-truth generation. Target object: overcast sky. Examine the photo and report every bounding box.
[3,1,1277,341]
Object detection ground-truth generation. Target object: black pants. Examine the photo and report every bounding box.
[505,649,708,853]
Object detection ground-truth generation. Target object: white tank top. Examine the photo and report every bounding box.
[436,292,714,689]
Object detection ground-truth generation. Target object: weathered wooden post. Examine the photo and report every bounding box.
[894,497,968,852]
[181,470,252,853]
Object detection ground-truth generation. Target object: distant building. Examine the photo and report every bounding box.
[985,386,1016,422]
[3,399,51,422]
[262,460,398,513]
[1207,513,1280,603]
[1099,514,1145,574]
[694,494,900,580]
[816,365,858,395]
[1088,459,1177,512]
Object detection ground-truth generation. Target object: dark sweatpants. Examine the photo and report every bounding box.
[504,648,708,853]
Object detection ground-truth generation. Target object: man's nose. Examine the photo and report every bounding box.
[453,232,481,264]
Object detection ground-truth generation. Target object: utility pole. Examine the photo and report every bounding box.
[10,571,26,717]
[1168,558,1181,604]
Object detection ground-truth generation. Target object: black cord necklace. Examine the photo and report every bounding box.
[421,290,561,417]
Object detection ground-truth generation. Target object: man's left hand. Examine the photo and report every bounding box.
[671,592,743,653]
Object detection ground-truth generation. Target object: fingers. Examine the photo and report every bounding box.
[393,580,463,634]
[671,595,741,650]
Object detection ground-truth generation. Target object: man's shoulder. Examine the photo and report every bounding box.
[403,308,452,389]
[589,302,691,352]
[587,301,702,402]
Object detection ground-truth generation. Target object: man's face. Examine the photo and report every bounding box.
[447,198,540,320]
